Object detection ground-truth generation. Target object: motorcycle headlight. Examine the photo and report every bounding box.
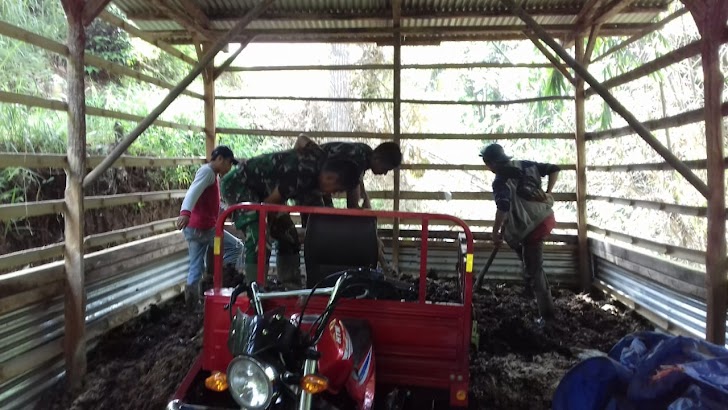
[227,356,277,409]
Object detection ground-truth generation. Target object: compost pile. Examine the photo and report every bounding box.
[41,280,647,410]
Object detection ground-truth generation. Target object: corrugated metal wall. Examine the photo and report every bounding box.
[591,239,725,344]
[5,233,713,408]
[0,233,189,410]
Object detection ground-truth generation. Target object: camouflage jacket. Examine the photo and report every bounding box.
[320,142,373,182]
[220,148,325,206]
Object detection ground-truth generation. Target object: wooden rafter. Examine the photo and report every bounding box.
[523,30,576,86]
[84,0,276,187]
[213,37,254,81]
[177,0,212,30]
[153,0,215,41]
[499,0,709,199]
[82,0,112,26]
[592,7,689,63]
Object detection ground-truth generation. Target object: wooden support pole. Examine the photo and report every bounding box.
[391,0,402,271]
[687,0,728,345]
[83,0,275,188]
[60,0,87,391]
[575,37,591,291]
[201,42,216,159]
[499,0,710,199]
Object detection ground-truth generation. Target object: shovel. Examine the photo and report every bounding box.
[473,226,505,291]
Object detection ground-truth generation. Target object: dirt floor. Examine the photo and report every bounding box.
[40,279,649,410]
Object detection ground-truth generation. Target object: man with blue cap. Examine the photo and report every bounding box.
[480,143,561,322]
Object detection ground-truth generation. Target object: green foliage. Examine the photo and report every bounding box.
[84,19,136,79]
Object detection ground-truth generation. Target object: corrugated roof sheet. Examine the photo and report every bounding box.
[110,0,674,43]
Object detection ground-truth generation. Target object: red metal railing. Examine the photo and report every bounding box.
[213,203,475,306]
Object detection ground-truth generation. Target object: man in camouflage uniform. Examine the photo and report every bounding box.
[220,146,359,288]
[293,134,403,273]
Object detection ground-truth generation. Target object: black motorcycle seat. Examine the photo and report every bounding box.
[341,319,373,370]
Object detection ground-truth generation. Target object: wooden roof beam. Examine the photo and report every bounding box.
[591,7,689,63]
[523,30,576,86]
[82,0,112,26]
[125,6,665,21]
[500,0,709,199]
[566,0,634,47]
[153,0,215,41]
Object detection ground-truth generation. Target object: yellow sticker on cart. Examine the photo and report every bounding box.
[465,253,474,273]
[213,237,221,255]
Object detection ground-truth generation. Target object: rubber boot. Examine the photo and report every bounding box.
[276,253,302,290]
[523,242,555,320]
[185,279,200,312]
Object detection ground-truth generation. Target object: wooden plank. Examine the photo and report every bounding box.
[575,36,591,291]
[694,0,728,345]
[0,90,204,132]
[587,225,706,264]
[83,236,185,282]
[215,95,574,105]
[0,281,64,316]
[588,101,728,140]
[587,195,708,217]
[60,0,87,389]
[585,41,703,97]
[592,8,690,63]
[222,62,555,72]
[590,239,706,288]
[83,0,277,188]
[215,128,574,140]
[499,0,709,199]
[366,190,576,201]
[400,163,576,171]
[0,261,64,298]
[377,229,576,244]
[0,153,205,169]
[0,190,185,221]
[0,218,178,272]
[99,11,195,65]
[587,158,727,172]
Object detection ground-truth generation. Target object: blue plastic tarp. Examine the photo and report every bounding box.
[552,331,728,410]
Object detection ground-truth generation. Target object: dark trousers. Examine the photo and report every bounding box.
[512,214,556,319]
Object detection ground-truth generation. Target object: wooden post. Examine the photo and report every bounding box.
[574,37,591,291]
[391,0,402,270]
[202,42,216,159]
[83,0,275,187]
[686,0,727,345]
[499,0,709,199]
[60,0,87,391]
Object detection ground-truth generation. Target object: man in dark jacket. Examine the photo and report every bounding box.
[480,143,560,322]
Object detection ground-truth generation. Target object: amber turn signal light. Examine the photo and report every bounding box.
[300,374,328,394]
[205,371,229,392]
